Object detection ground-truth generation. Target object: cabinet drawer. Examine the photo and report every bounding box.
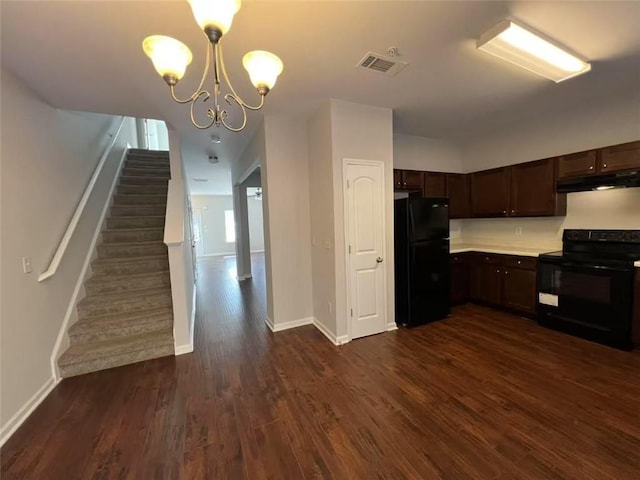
[504,256,537,270]
[476,253,504,265]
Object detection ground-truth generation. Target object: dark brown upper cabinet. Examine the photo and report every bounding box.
[446,173,470,219]
[424,172,447,197]
[510,158,566,217]
[393,169,403,189]
[557,150,597,179]
[471,167,511,217]
[600,141,640,173]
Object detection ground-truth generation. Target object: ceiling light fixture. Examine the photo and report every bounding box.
[477,20,591,82]
[142,0,283,132]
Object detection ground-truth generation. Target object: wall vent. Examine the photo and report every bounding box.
[356,52,408,77]
[192,178,208,182]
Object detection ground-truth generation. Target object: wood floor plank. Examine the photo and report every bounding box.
[2,254,640,479]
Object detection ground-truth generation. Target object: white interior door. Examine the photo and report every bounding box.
[344,159,386,340]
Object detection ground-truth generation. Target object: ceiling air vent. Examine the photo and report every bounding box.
[356,51,407,77]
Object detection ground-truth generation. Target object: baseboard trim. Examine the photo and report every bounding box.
[0,376,59,447]
[50,144,130,381]
[387,322,398,331]
[312,318,350,346]
[175,285,197,356]
[272,317,314,332]
[175,344,194,355]
[265,316,275,332]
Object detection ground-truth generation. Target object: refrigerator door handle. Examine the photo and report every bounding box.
[408,203,415,243]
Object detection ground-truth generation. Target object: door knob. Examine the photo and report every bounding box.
[376,257,384,263]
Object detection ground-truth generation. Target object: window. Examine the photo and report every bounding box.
[224,210,235,243]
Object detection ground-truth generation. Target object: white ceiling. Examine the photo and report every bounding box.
[2,1,640,194]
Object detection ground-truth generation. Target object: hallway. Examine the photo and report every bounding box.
[2,255,640,479]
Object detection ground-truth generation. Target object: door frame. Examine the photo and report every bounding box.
[342,158,387,341]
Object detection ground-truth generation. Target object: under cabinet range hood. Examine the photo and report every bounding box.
[557,170,640,193]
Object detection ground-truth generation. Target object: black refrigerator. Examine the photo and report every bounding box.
[394,193,450,327]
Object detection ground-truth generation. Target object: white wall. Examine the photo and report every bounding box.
[166,128,196,354]
[262,116,314,328]
[330,99,395,339]
[460,96,640,173]
[0,67,137,438]
[458,96,640,249]
[393,134,463,172]
[191,194,265,256]
[307,102,337,333]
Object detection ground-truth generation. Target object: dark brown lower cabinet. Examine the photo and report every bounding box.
[453,252,538,316]
[450,254,470,304]
[472,261,503,306]
[503,268,537,314]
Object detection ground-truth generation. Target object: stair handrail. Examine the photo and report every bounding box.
[38,117,126,282]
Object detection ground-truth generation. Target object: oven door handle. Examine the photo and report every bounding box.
[560,262,632,273]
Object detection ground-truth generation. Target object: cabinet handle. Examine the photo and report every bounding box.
[497,269,500,273]
[517,260,521,265]
[603,163,607,168]
[485,257,489,260]
[505,270,508,275]
[511,209,515,214]
[589,165,594,170]
[503,210,507,215]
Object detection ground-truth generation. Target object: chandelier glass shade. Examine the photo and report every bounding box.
[142,0,283,132]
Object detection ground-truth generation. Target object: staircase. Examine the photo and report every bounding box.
[58,149,175,377]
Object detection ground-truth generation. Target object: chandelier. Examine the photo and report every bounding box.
[142,0,283,132]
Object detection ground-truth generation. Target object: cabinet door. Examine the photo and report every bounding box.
[402,170,425,193]
[472,263,503,305]
[510,158,565,217]
[600,141,640,173]
[393,169,403,189]
[424,172,447,197]
[446,174,470,219]
[471,167,510,217]
[557,150,597,178]
[503,268,537,314]
[450,255,469,305]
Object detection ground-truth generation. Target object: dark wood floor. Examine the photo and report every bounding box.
[3,254,640,479]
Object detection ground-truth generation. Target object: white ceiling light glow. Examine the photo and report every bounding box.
[477,20,591,82]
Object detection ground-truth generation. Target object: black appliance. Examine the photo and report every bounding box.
[394,193,450,327]
[537,229,640,350]
[556,170,640,193]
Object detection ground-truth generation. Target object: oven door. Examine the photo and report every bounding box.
[537,260,634,349]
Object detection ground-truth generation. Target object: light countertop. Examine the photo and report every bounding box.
[449,244,556,257]
[636,261,640,268]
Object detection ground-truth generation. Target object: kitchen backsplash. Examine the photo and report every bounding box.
[453,188,640,250]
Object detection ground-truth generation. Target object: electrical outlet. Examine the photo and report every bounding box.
[22,256,32,274]
[515,227,523,236]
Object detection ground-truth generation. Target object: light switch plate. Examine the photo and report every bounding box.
[22,257,32,274]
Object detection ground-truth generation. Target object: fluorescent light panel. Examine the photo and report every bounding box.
[477,20,591,82]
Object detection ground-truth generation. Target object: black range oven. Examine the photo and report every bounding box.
[537,230,640,350]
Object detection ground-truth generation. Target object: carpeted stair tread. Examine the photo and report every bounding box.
[122,168,171,177]
[120,176,170,186]
[69,307,173,343]
[97,240,167,259]
[113,194,167,205]
[85,270,171,295]
[78,286,172,308]
[58,330,175,377]
[92,253,169,265]
[110,204,166,217]
[106,216,165,229]
[102,227,164,243]
[117,185,168,195]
